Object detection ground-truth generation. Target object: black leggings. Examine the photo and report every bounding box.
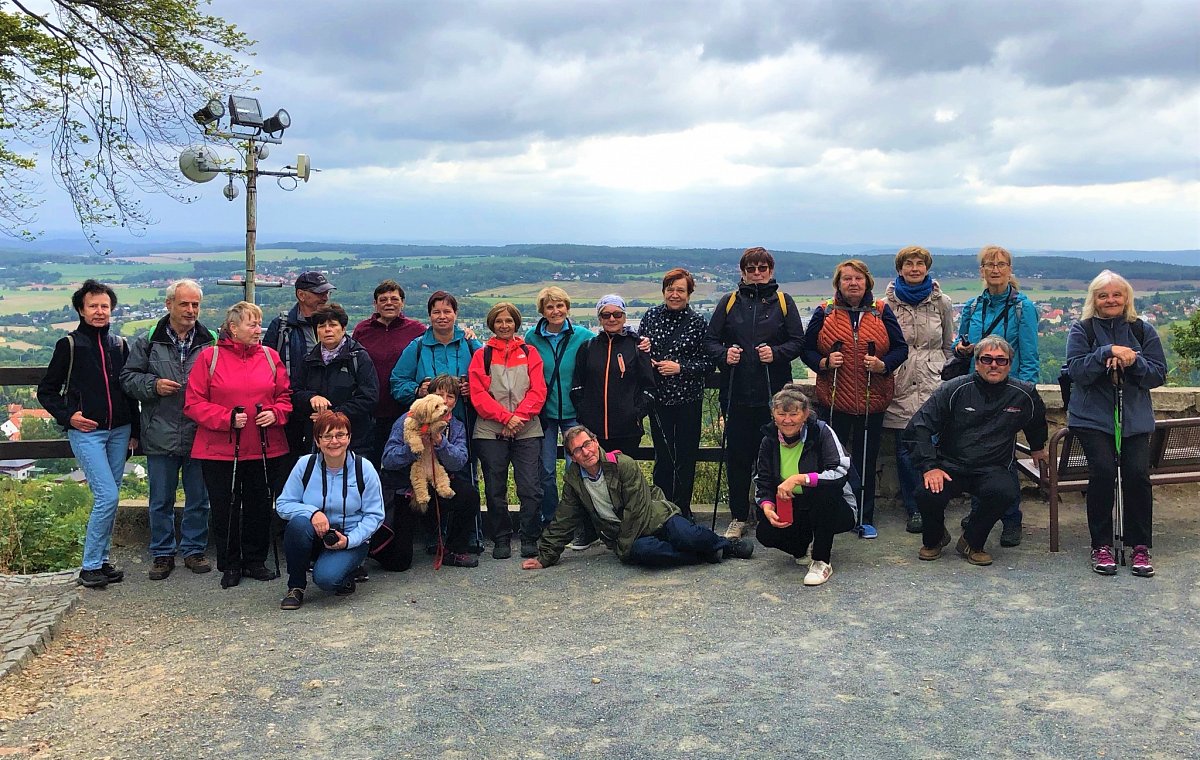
[1075,428,1153,548]
[755,482,850,563]
[201,456,288,572]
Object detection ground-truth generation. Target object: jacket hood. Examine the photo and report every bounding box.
[484,335,526,350]
[217,335,265,357]
[737,280,780,298]
[74,319,110,339]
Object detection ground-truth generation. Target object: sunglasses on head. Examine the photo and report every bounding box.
[743,264,771,273]
[977,355,1010,366]
[599,311,625,320]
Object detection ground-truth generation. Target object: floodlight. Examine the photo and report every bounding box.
[261,109,291,135]
[228,95,264,128]
[223,179,239,200]
[192,98,225,126]
[179,145,220,183]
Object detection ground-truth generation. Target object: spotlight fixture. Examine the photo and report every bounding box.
[223,179,239,201]
[261,109,291,135]
[227,94,264,128]
[192,97,225,126]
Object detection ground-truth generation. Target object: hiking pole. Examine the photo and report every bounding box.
[255,403,281,579]
[223,406,245,588]
[711,355,737,531]
[1111,367,1126,566]
[856,342,877,534]
[828,340,845,429]
[649,405,684,517]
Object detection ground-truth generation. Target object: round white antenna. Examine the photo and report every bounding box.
[179,145,220,183]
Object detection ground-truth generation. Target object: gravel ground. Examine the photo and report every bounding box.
[1,488,1198,759]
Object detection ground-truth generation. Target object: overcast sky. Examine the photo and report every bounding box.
[35,0,1200,251]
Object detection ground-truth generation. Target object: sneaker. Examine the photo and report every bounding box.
[353,565,370,583]
[905,512,924,534]
[280,588,304,610]
[444,552,479,568]
[858,524,878,540]
[520,540,539,559]
[148,556,175,581]
[336,579,356,596]
[566,536,601,551]
[220,568,241,589]
[1091,546,1118,576]
[100,563,124,583]
[918,530,953,561]
[77,568,108,588]
[723,519,746,540]
[243,564,278,581]
[722,538,754,560]
[492,542,512,560]
[1130,545,1155,577]
[955,536,993,566]
[1000,523,1022,547]
[803,560,833,586]
[183,554,212,574]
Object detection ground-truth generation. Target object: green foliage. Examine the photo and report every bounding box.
[1170,311,1200,379]
[0,478,91,573]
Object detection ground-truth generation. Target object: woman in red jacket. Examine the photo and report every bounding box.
[469,303,547,560]
[185,301,292,588]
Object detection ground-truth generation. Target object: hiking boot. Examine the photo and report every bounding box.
[723,538,754,560]
[220,568,242,589]
[1000,522,1022,547]
[520,540,539,559]
[100,563,124,583]
[280,588,304,611]
[336,579,356,596]
[803,560,833,586]
[955,536,992,566]
[492,541,512,560]
[723,519,746,540]
[919,530,952,561]
[77,568,109,588]
[243,564,278,581]
[149,556,175,581]
[1091,546,1118,576]
[906,512,924,534]
[353,565,370,583]
[568,524,600,550]
[1130,545,1155,578]
[183,554,212,574]
[444,552,479,568]
[858,524,878,540]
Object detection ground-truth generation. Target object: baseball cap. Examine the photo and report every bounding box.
[295,271,335,294]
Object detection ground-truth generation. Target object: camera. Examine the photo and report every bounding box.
[322,529,340,548]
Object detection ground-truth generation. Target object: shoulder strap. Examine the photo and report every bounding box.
[1132,318,1146,345]
[301,454,318,490]
[64,334,76,393]
[261,345,276,374]
[483,345,493,375]
[208,345,220,377]
[777,291,787,316]
[724,291,737,314]
[1083,317,1146,348]
[354,452,365,497]
[1082,318,1097,348]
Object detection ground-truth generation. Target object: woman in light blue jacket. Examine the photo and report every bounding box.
[276,410,384,610]
[389,290,482,427]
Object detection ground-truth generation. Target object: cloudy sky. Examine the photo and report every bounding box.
[38,0,1200,250]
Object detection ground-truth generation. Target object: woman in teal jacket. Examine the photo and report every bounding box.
[389,290,482,428]
[952,245,1040,544]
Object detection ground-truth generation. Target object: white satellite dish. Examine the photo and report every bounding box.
[179,145,220,183]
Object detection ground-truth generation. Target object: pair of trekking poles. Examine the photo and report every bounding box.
[224,403,281,587]
[708,341,777,531]
[828,338,877,534]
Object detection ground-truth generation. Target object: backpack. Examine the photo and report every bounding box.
[207,344,277,377]
[59,331,127,403]
[726,290,787,316]
[300,451,365,498]
[1058,318,1147,409]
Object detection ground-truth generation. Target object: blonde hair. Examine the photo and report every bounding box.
[977,245,1019,290]
[536,286,571,314]
[1082,270,1138,322]
[224,301,263,333]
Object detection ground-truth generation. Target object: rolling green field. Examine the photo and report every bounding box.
[0,286,165,316]
[117,248,358,263]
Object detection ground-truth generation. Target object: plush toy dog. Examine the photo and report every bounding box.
[403,394,455,510]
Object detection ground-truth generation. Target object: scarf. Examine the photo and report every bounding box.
[778,427,806,446]
[321,335,348,365]
[893,275,933,305]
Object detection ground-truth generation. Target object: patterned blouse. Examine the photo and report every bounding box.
[638,304,712,406]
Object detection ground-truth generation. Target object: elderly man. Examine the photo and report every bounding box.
[522,425,754,570]
[120,279,217,579]
[902,335,1048,566]
[264,270,336,385]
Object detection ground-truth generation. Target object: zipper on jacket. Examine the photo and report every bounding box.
[603,336,612,438]
[99,337,114,429]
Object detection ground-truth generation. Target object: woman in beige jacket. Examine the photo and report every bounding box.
[883,246,955,533]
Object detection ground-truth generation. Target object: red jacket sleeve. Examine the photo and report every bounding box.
[514,344,546,418]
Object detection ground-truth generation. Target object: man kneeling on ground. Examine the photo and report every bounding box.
[522,425,754,570]
[902,335,1047,566]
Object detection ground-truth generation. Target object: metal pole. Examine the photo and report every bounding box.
[244,139,258,304]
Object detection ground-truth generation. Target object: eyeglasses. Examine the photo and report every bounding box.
[743,264,771,273]
[981,261,1011,270]
[977,355,1011,366]
[569,438,598,457]
[318,431,350,442]
[599,311,625,320]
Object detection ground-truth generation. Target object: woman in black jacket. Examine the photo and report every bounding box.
[291,303,379,456]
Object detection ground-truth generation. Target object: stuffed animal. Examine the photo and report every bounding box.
[403,394,455,510]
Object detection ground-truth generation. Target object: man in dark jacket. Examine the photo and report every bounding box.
[902,335,1048,566]
[120,279,216,580]
[704,247,805,540]
[264,270,336,387]
[522,426,753,570]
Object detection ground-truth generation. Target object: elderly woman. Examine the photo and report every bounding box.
[37,279,140,589]
[802,259,908,539]
[185,301,292,589]
[883,247,955,534]
[955,245,1039,546]
[524,286,595,527]
[275,411,385,609]
[1065,270,1166,577]
[704,247,805,540]
[291,303,378,456]
[469,303,547,559]
[755,385,857,586]
[639,268,712,519]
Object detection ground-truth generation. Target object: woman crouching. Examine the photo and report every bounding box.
[276,411,384,609]
[755,385,857,586]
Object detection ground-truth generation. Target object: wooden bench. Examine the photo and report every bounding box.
[1015,417,1200,551]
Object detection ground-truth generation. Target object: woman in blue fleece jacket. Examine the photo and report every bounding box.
[276,410,384,609]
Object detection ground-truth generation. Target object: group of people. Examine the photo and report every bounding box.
[35,244,1167,605]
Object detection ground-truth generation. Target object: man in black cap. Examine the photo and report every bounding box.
[264,271,336,386]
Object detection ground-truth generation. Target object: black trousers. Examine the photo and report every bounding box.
[476,436,544,544]
[755,481,849,563]
[725,404,771,521]
[648,398,703,517]
[917,465,1019,550]
[818,405,884,526]
[368,415,400,470]
[201,456,288,572]
[1075,428,1153,549]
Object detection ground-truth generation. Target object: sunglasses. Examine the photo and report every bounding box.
[977,355,1011,366]
[743,264,771,273]
[599,311,625,320]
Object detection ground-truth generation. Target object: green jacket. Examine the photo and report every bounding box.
[538,448,679,566]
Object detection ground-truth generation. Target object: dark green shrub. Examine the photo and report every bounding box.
[0,479,91,573]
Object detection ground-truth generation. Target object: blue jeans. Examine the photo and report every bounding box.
[69,426,131,571]
[893,429,920,517]
[283,516,370,593]
[628,515,732,567]
[146,454,210,558]
[538,417,576,525]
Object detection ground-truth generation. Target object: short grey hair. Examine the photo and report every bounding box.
[974,334,1013,359]
[771,383,813,414]
[166,279,203,302]
[562,424,595,452]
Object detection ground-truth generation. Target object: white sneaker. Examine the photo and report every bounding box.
[803,560,833,586]
[723,519,746,539]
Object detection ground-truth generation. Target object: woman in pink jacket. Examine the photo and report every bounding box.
[185,301,292,589]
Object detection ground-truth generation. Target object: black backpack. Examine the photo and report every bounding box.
[1058,318,1146,409]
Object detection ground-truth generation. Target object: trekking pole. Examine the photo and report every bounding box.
[1111,367,1126,566]
[856,342,877,534]
[828,340,844,429]
[711,356,736,531]
[223,406,245,588]
[649,405,683,516]
[255,403,281,579]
